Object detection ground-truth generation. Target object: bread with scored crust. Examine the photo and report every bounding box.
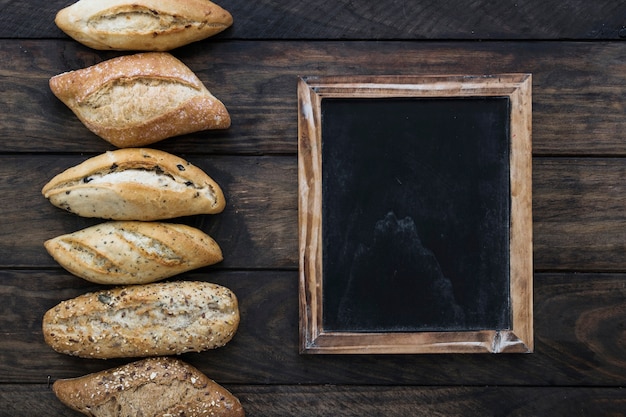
[45,221,223,285]
[41,148,225,220]
[42,281,240,359]
[52,357,245,416]
[49,52,230,148]
[55,0,233,51]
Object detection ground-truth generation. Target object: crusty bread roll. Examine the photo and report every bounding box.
[43,281,240,359]
[55,0,233,51]
[45,221,223,285]
[52,357,245,417]
[49,52,230,148]
[42,148,226,220]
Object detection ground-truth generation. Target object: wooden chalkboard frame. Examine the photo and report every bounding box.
[298,74,533,354]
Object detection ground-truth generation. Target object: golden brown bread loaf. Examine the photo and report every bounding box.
[55,0,233,51]
[43,281,240,359]
[49,52,230,147]
[41,148,226,220]
[52,357,245,417]
[45,221,223,285]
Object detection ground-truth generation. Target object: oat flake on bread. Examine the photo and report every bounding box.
[52,357,245,416]
[42,281,240,359]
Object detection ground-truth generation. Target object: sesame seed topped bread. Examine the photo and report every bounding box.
[45,221,223,285]
[42,281,240,359]
[52,357,245,416]
[49,52,230,148]
[55,0,233,51]
[41,148,226,220]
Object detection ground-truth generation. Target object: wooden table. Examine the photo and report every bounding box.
[2,1,626,415]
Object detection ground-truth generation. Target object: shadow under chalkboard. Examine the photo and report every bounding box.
[320,97,511,333]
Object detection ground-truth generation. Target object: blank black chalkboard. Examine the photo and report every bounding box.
[298,74,533,354]
[321,97,511,333]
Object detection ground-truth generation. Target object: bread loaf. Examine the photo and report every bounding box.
[49,52,230,148]
[45,221,223,285]
[55,0,233,51]
[41,148,226,220]
[52,357,245,417]
[43,281,239,359]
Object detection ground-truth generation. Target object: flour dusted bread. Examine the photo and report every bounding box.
[45,221,222,285]
[43,281,239,359]
[49,52,230,147]
[55,0,233,51]
[52,357,245,417]
[42,148,225,220]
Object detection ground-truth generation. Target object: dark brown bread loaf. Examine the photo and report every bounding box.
[52,357,245,416]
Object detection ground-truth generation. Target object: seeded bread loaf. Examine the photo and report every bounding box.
[52,357,245,417]
[41,148,225,220]
[45,221,223,285]
[55,0,233,51]
[49,52,230,148]
[43,281,239,359]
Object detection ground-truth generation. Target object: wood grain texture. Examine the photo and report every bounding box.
[3,270,626,386]
[232,385,626,416]
[3,384,626,417]
[1,40,625,155]
[1,0,624,40]
[533,158,626,271]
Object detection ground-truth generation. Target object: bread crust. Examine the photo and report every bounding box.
[45,221,223,285]
[41,148,226,220]
[43,281,240,359]
[49,52,230,147]
[55,0,233,51]
[52,357,245,416]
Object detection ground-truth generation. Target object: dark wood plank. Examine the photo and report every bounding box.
[3,384,626,417]
[2,40,625,156]
[533,157,626,271]
[233,385,626,417]
[3,154,626,272]
[3,270,626,386]
[1,0,624,40]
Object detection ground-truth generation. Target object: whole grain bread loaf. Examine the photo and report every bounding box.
[55,0,233,51]
[42,148,226,220]
[49,52,230,147]
[52,357,245,416]
[42,281,239,359]
[45,221,223,285]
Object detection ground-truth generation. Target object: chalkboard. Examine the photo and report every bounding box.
[321,96,511,333]
[298,75,533,354]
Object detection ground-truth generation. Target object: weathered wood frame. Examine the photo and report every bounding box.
[298,74,533,354]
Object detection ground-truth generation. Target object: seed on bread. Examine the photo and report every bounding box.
[52,357,245,416]
[43,281,239,359]
[42,148,226,220]
[45,221,223,285]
